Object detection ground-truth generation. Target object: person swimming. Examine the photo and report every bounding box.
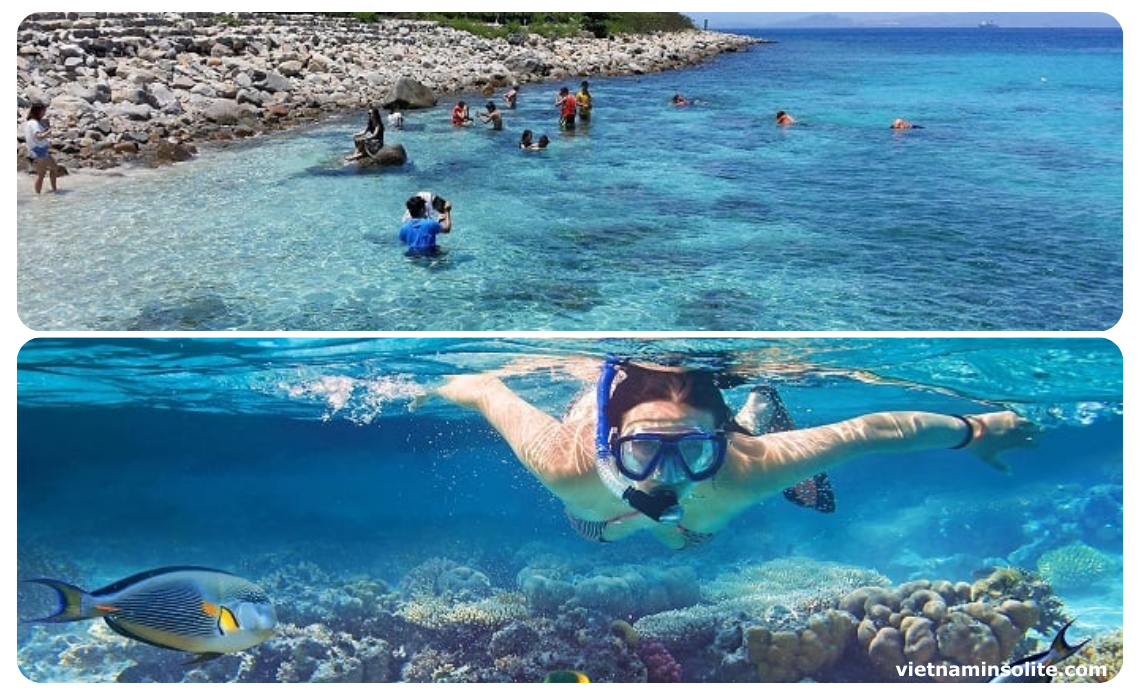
[519,130,550,151]
[776,110,796,126]
[891,118,924,130]
[435,358,1036,550]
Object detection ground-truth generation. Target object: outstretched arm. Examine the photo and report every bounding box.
[434,375,588,488]
[729,411,1035,499]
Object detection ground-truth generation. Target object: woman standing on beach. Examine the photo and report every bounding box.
[24,103,61,194]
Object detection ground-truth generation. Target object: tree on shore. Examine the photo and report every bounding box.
[332,12,695,38]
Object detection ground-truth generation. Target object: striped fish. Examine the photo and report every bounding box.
[26,566,276,660]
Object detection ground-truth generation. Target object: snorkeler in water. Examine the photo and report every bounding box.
[435,358,1036,550]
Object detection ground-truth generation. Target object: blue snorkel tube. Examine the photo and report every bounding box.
[595,357,684,525]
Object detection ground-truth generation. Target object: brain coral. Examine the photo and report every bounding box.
[745,609,855,682]
[841,578,1041,682]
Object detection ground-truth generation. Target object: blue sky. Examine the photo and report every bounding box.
[683,12,1123,29]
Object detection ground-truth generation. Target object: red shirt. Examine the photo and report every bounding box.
[560,95,577,118]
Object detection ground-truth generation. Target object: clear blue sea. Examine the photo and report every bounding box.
[15,338,1124,682]
[15,28,1123,331]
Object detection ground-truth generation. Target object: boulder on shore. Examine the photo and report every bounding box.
[383,77,437,111]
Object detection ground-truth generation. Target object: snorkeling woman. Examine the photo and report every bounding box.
[435,359,1036,550]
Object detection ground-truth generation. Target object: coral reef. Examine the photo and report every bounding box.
[638,640,682,682]
[1053,628,1122,683]
[16,546,1115,684]
[744,610,855,682]
[632,558,890,682]
[396,593,529,632]
[703,557,891,618]
[1035,542,1116,593]
[840,575,1042,682]
[518,563,700,619]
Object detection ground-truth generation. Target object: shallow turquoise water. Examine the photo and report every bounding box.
[16,28,1122,330]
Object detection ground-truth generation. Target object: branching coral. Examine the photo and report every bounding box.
[397,593,529,632]
[1035,542,1116,592]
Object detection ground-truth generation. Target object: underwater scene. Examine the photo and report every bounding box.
[15,338,1123,683]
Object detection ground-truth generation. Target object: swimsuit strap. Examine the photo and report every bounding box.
[565,509,714,548]
[676,525,715,548]
[565,511,609,543]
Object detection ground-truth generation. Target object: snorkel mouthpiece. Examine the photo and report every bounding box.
[622,487,684,525]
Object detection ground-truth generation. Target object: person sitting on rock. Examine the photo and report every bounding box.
[346,106,384,161]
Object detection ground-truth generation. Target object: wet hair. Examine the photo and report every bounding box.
[486,102,496,112]
[405,195,428,218]
[537,135,550,148]
[604,363,747,434]
[559,87,570,95]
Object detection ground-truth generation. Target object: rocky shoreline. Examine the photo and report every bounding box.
[16,12,760,171]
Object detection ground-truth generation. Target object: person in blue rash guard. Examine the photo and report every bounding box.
[398,194,452,258]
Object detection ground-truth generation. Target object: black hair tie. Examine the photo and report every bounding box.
[949,415,977,449]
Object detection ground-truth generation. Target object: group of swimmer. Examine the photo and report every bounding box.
[672,96,921,130]
[379,81,923,261]
[449,79,594,143]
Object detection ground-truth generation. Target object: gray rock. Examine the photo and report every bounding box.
[202,98,255,125]
[111,102,152,121]
[354,143,407,168]
[277,59,304,77]
[383,76,435,110]
[256,71,291,93]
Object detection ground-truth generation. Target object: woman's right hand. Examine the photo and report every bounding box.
[434,374,501,410]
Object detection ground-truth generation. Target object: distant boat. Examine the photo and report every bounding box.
[978,20,999,28]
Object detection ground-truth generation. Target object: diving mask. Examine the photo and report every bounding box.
[610,429,727,482]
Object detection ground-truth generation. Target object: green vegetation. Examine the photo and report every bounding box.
[327,13,696,39]
[211,13,243,27]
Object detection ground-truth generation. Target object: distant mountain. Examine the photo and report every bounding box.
[714,12,1121,29]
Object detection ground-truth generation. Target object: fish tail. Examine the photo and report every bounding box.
[1050,620,1091,664]
[24,578,95,622]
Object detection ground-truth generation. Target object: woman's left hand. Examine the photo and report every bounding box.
[967,411,1039,472]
